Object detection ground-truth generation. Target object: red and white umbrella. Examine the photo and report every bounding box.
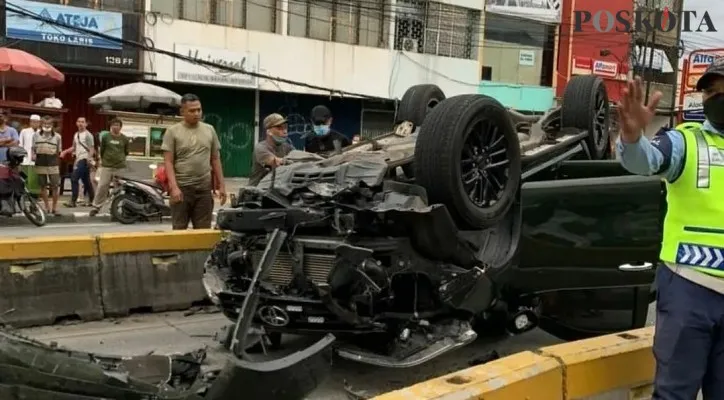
[0,48,64,98]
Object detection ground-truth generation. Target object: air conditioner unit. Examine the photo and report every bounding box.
[402,37,419,53]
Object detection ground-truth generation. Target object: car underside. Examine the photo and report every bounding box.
[202,76,642,368]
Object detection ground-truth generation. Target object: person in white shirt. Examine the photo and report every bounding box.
[18,114,40,164]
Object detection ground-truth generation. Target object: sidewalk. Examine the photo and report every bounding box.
[1,177,248,227]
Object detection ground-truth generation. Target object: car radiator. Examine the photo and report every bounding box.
[251,250,336,286]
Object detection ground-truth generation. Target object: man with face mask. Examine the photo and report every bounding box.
[249,113,293,186]
[304,105,351,154]
[617,61,724,400]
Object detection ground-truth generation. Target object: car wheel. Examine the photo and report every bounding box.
[561,75,611,160]
[398,84,446,179]
[396,84,446,128]
[415,95,522,229]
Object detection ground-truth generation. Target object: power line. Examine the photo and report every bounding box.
[4,0,391,100]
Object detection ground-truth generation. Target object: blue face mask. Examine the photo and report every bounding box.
[313,125,330,136]
[272,135,287,144]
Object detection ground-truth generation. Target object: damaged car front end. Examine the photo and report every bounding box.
[206,151,504,368]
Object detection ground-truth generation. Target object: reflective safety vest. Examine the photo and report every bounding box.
[660,122,724,278]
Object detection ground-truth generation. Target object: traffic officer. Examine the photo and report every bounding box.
[617,59,724,399]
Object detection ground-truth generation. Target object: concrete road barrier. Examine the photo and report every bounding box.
[97,230,221,316]
[0,236,103,327]
[374,326,655,400]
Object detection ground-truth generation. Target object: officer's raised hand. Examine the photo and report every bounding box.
[618,76,663,143]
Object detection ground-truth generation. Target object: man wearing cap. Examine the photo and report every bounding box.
[249,113,293,186]
[19,114,40,164]
[304,105,351,154]
[617,61,724,399]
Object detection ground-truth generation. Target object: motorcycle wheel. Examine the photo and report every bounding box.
[110,193,140,225]
[20,194,46,227]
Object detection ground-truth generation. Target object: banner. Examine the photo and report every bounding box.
[6,0,123,50]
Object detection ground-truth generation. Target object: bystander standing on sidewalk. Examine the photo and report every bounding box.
[18,114,39,164]
[90,118,129,217]
[0,110,19,164]
[32,116,62,215]
[161,93,226,230]
[61,117,95,207]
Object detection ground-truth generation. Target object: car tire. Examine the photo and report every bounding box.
[415,95,522,229]
[396,84,446,128]
[561,75,611,160]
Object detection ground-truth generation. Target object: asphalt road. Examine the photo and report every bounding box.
[19,305,657,399]
[1,221,173,238]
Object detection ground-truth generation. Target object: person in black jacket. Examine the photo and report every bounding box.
[304,105,351,154]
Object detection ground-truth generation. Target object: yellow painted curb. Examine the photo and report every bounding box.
[97,230,221,254]
[373,326,656,400]
[0,236,97,260]
[373,350,563,400]
[540,327,655,399]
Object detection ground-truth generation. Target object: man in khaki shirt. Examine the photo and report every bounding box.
[161,94,226,229]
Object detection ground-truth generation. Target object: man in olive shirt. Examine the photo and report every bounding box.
[249,113,293,186]
[162,93,226,230]
[90,118,129,216]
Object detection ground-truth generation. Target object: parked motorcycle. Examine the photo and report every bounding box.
[109,164,170,224]
[0,147,46,226]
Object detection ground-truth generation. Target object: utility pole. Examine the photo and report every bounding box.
[668,1,684,126]
[644,2,657,103]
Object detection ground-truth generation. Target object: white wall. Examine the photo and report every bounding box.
[143,19,480,99]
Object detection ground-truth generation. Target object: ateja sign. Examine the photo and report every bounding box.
[573,7,716,33]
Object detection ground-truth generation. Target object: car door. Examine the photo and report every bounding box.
[513,160,663,340]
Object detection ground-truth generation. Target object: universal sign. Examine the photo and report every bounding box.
[573,8,716,33]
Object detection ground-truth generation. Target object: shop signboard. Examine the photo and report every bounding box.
[6,0,123,50]
[682,92,705,122]
[173,44,260,89]
[685,49,724,91]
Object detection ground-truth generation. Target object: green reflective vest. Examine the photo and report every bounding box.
[660,122,724,278]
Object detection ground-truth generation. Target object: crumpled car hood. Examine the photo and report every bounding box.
[256,151,390,195]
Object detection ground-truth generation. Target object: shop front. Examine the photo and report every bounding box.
[150,44,258,178]
[1,0,143,143]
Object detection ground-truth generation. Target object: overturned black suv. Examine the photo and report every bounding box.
[204,76,661,368]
